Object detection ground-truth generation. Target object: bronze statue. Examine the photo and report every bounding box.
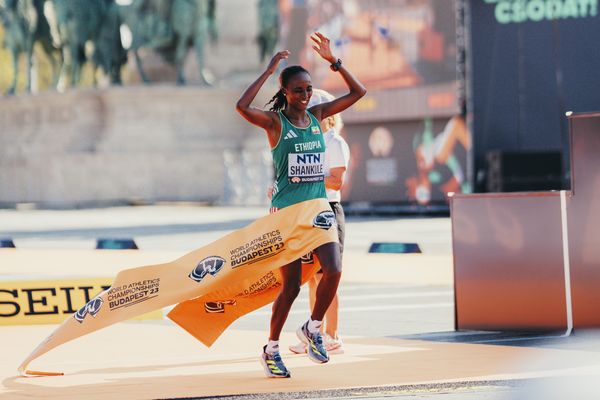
[50,0,126,88]
[125,0,217,85]
[0,0,61,95]
[92,0,128,85]
[2,0,222,91]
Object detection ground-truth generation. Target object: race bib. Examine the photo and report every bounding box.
[288,152,324,183]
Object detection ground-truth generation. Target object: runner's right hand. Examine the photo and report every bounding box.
[266,51,290,74]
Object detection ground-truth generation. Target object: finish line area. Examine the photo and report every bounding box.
[1,208,599,399]
[3,319,600,400]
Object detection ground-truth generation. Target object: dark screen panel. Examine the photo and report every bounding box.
[467,0,600,191]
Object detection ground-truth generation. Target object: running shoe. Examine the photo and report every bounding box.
[289,341,307,354]
[290,336,343,355]
[260,345,291,378]
[325,334,344,355]
[297,321,329,363]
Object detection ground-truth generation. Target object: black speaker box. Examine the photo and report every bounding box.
[486,150,562,192]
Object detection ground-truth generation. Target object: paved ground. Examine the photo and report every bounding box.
[1,205,600,399]
[0,204,453,254]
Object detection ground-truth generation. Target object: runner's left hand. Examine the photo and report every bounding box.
[311,32,336,64]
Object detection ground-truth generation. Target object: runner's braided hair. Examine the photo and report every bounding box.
[266,65,310,112]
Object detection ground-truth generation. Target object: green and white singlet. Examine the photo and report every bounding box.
[271,110,327,209]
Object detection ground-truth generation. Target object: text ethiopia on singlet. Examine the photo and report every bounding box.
[294,141,322,151]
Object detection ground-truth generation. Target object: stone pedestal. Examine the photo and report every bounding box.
[0,86,274,207]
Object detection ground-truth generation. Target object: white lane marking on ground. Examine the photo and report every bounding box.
[338,284,447,292]
[162,293,452,315]
[252,302,454,316]
[296,291,453,303]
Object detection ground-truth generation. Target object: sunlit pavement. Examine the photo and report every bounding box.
[1,205,599,399]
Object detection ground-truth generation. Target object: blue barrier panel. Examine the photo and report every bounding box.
[0,238,16,248]
[368,242,421,254]
[96,238,138,250]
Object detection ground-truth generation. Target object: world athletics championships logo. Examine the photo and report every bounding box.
[313,210,336,230]
[74,297,104,323]
[189,256,226,283]
[204,299,236,313]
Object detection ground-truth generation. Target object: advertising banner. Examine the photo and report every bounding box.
[342,116,470,205]
[0,277,161,325]
[279,0,460,123]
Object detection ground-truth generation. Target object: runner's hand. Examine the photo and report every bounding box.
[266,51,290,74]
[311,32,336,64]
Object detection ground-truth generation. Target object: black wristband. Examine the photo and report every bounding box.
[330,58,342,72]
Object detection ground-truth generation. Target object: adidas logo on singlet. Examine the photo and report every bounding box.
[284,130,298,140]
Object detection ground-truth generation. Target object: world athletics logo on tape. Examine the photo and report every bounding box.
[313,210,336,230]
[74,297,103,323]
[204,300,236,313]
[189,256,226,283]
